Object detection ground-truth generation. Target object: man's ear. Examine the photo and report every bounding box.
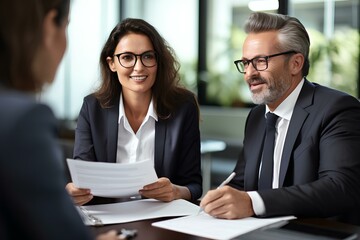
[290,53,304,75]
[42,9,58,48]
[107,56,117,72]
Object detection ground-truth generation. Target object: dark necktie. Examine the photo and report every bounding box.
[258,112,279,190]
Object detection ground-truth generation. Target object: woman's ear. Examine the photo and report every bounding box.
[290,53,304,75]
[107,56,117,72]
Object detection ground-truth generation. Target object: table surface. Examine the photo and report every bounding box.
[87,196,360,240]
[90,215,360,240]
[90,217,210,240]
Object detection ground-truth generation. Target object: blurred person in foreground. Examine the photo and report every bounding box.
[66,18,202,205]
[0,0,119,239]
[200,12,360,225]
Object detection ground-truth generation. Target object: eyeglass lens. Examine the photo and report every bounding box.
[117,51,157,68]
[238,57,267,72]
[234,51,296,74]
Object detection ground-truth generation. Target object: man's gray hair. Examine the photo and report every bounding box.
[245,12,310,76]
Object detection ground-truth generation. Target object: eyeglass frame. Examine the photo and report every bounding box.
[233,50,297,74]
[113,50,158,68]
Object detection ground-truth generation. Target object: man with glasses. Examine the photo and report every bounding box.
[200,12,360,225]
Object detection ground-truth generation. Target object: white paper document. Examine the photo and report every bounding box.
[78,199,200,226]
[67,158,158,198]
[152,213,296,240]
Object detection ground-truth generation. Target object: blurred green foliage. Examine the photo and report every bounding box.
[308,28,359,96]
[206,26,249,106]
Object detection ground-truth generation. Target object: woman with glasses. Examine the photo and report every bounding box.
[66,18,202,205]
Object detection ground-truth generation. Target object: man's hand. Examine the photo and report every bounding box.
[200,185,255,219]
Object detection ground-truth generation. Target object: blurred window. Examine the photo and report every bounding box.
[40,0,119,119]
[289,0,359,97]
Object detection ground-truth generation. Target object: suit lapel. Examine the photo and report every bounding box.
[107,97,120,163]
[244,107,267,190]
[154,119,166,176]
[279,80,314,186]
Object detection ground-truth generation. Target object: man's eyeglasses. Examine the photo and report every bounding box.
[234,51,297,74]
[114,51,157,68]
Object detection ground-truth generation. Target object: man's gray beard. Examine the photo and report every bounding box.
[250,78,290,105]
[251,88,270,105]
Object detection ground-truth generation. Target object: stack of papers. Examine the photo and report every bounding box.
[67,158,158,197]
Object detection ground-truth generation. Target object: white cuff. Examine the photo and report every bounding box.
[247,191,266,216]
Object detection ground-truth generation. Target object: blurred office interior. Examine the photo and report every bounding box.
[49,0,359,190]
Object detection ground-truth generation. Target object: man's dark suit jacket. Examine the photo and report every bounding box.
[229,79,360,225]
[73,93,202,201]
[0,90,93,239]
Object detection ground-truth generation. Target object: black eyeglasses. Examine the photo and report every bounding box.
[114,51,157,68]
[234,51,297,74]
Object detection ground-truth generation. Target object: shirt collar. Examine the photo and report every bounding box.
[118,92,158,123]
[265,78,304,121]
[147,98,158,121]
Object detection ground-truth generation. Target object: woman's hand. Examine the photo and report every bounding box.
[65,182,93,205]
[139,177,191,202]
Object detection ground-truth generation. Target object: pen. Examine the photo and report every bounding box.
[197,172,236,214]
[216,172,236,189]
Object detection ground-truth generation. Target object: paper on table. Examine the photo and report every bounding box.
[152,213,296,240]
[78,199,200,225]
[67,158,158,198]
